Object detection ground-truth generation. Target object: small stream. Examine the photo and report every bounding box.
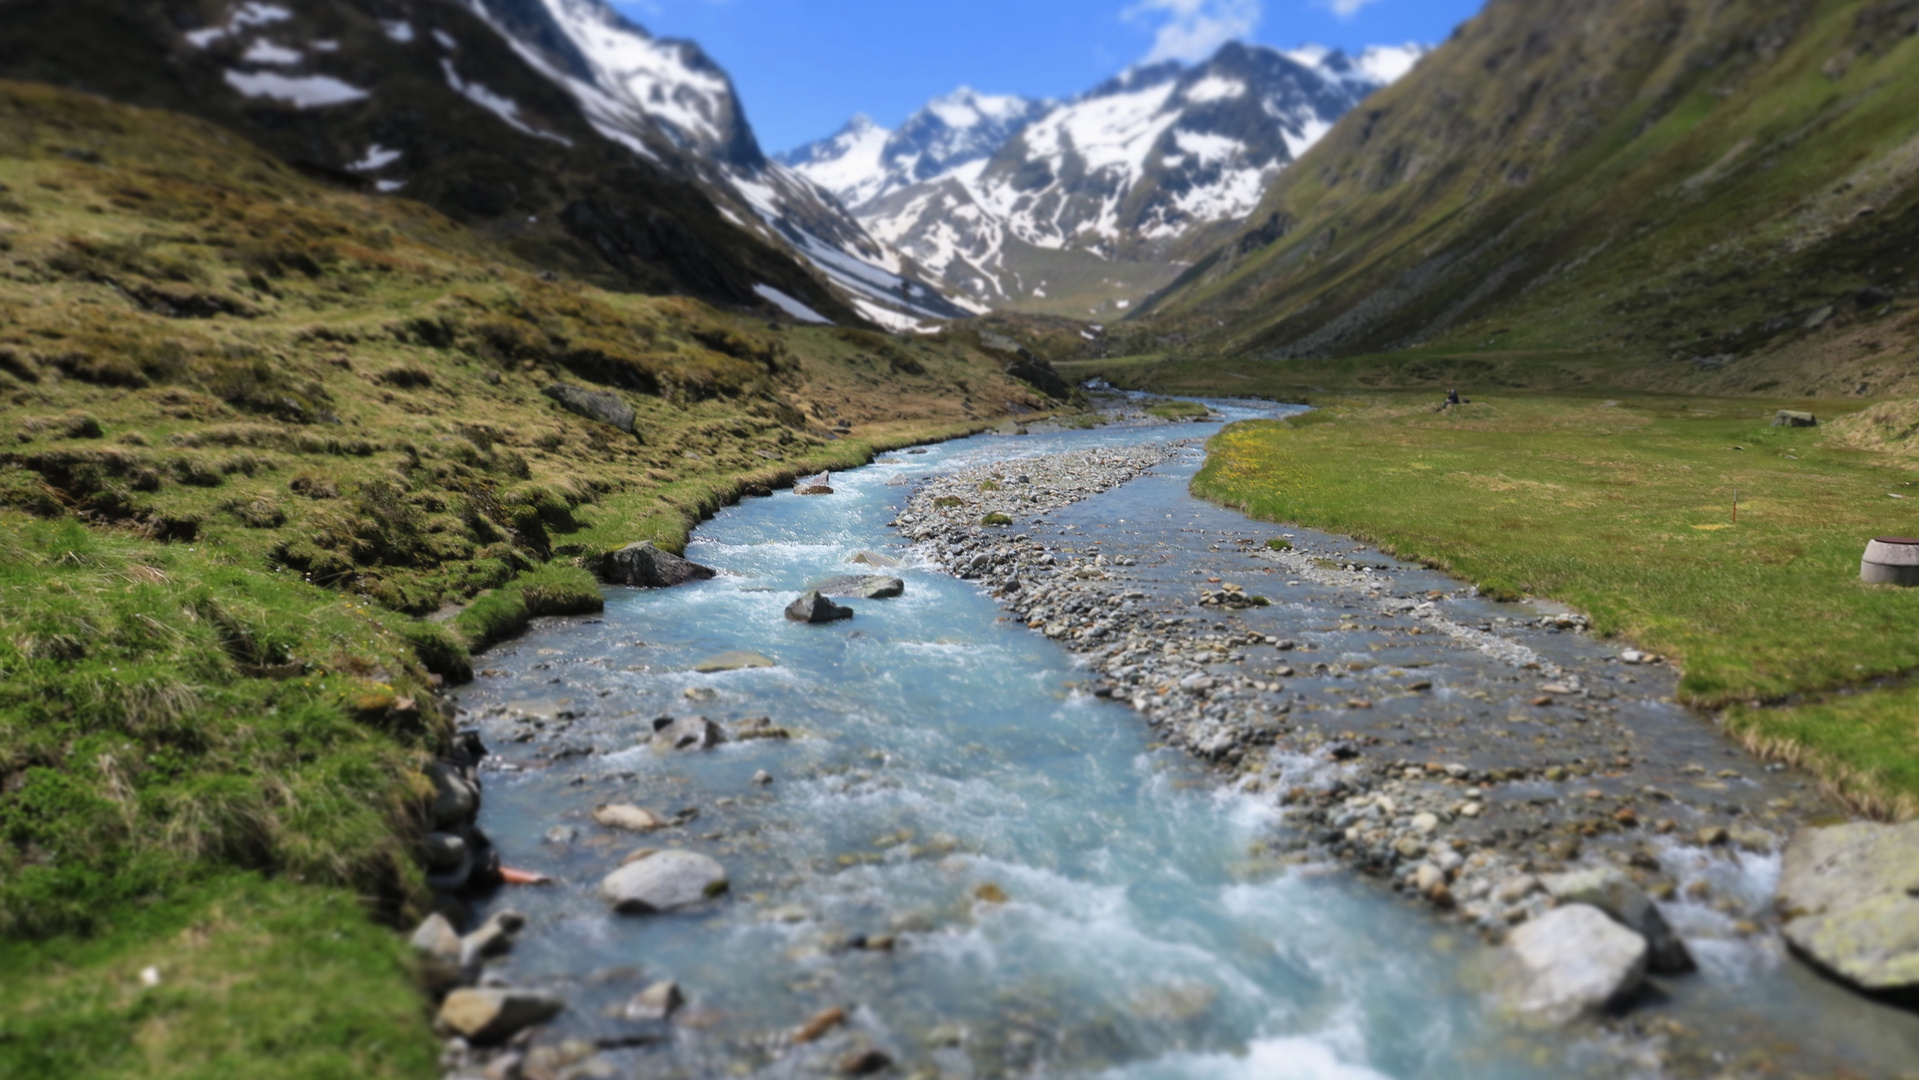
[454,400,1918,1079]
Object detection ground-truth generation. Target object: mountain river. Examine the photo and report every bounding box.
[453,397,1919,1080]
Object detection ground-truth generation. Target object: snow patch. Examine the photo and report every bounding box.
[185,1,292,47]
[223,70,368,108]
[1183,76,1246,104]
[753,285,831,325]
[241,40,302,65]
[382,20,415,44]
[433,29,459,51]
[348,143,402,172]
[375,179,407,193]
[441,59,573,146]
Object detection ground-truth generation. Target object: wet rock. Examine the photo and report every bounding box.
[786,591,854,623]
[427,762,478,830]
[410,913,465,992]
[424,831,468,873]
[1497,903,1648,1026]
[793,1005,847,1043]
[1541,867,1693,974]
[461,910,527,969]
[650,715,727,751]
[600,849,729,914]
[599,542,716,588]
[840,1048,893,1076]
[849,551,903,568]
[544,825,580,845]
[752,769,774,786]
[693,650,777,673]
[621,980,684,1022]
[541,383,635,434]
[437,988,566,1044]
[593,803,668,832]
[1777,821,1919,991]
[811,574,906,599]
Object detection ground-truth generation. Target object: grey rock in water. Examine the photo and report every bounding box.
[437,987,565,1043]
[599,541,716,588]
[849,550,903,568]
[1778,821,1919,991]
[594,803,669,831]
[461,910,526,971]
[621,980,684,1021]
[786,590,854,623]
[1541,867,1694,974]
[1497,903,1648,1026]
[810,574,905,599]
[600,849,730,914]
[541,383,635,434]
[650,715,727,751]
[426,761,478,830]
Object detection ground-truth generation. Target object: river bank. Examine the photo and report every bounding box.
[897,411,1919,1078]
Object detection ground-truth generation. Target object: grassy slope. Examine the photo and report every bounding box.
[1191,394,1919,819]
[0,81,1044,1077]
[1135,0,1919,399]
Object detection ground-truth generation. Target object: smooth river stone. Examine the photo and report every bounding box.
[785,591,854,623]
[1497,903,1648,1026]
[694,650,777,673]
[1778,820,1919,991]
[1541,866,1694,974]
[809,574,905,599]
[436,988,565,1043]
[600,850,729,914]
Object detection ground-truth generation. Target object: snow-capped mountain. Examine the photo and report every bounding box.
[462,0,973,328]
[784,42,1425,314]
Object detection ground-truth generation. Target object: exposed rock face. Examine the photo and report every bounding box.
[809,575,905,599]
[599,849,729,913]
[541,383,636,433]
[1778,821,1919,991]
[1496,903,1648,1027]
[599,541,716,587]
[436,987,566,1044]
[785,590,854,623]
[1541,867,1693,974]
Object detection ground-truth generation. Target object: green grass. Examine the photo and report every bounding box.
[1143,399,1212,420]
[1193,393,1919,817]
[0,81,1051,1075]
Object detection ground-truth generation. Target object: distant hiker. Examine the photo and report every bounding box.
[1446,388,1461,406]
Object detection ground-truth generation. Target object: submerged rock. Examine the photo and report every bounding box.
[1541,867,1694,974]
[593,803,668,832]
[849,550,904,568]
[1497,903,1648,1026]
[599,541,717,588]
[810,574,905,599]
[621,980,684,1021]
[693,650,777,673]
[786,591,854,623]
[1778,820,1919,991]
[437,987,565,1043]
[600,849,729,913]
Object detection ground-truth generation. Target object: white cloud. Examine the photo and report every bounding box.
[1125,0,1262,64]
[1325,0,1384,17]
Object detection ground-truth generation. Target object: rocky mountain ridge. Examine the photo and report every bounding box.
[782,42,1423,315]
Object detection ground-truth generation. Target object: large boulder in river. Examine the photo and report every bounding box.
[600,849,729,914]
[1496,903,1648,1026]
[650,715,727,751]
[809,574,905,599]
[1541,867,1693,974]
[599,541,716,588]
[436,987,565,1043]
[542,383,636,434]
[785,590,853,623]
[1778,821,1919,991]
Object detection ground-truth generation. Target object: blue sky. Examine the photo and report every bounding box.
[612,0,1484,154]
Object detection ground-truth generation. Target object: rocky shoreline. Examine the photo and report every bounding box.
[895,435,1918,1066]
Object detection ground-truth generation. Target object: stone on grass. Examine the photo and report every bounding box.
[438,988,564,1044]
[786,591,854,623]
[809,574,905,599]
[599,541,716,588]
[694,650,777,673]
[1770,410,1818,428]
[1777,821,1919,991]
[594,804,668,832]
[542,383,635,434]
[600,849,729,914]
[1497,903,1648,1026]
[1541,866,1694,974]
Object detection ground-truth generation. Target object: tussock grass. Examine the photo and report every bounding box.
[1194,393,1919,814]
